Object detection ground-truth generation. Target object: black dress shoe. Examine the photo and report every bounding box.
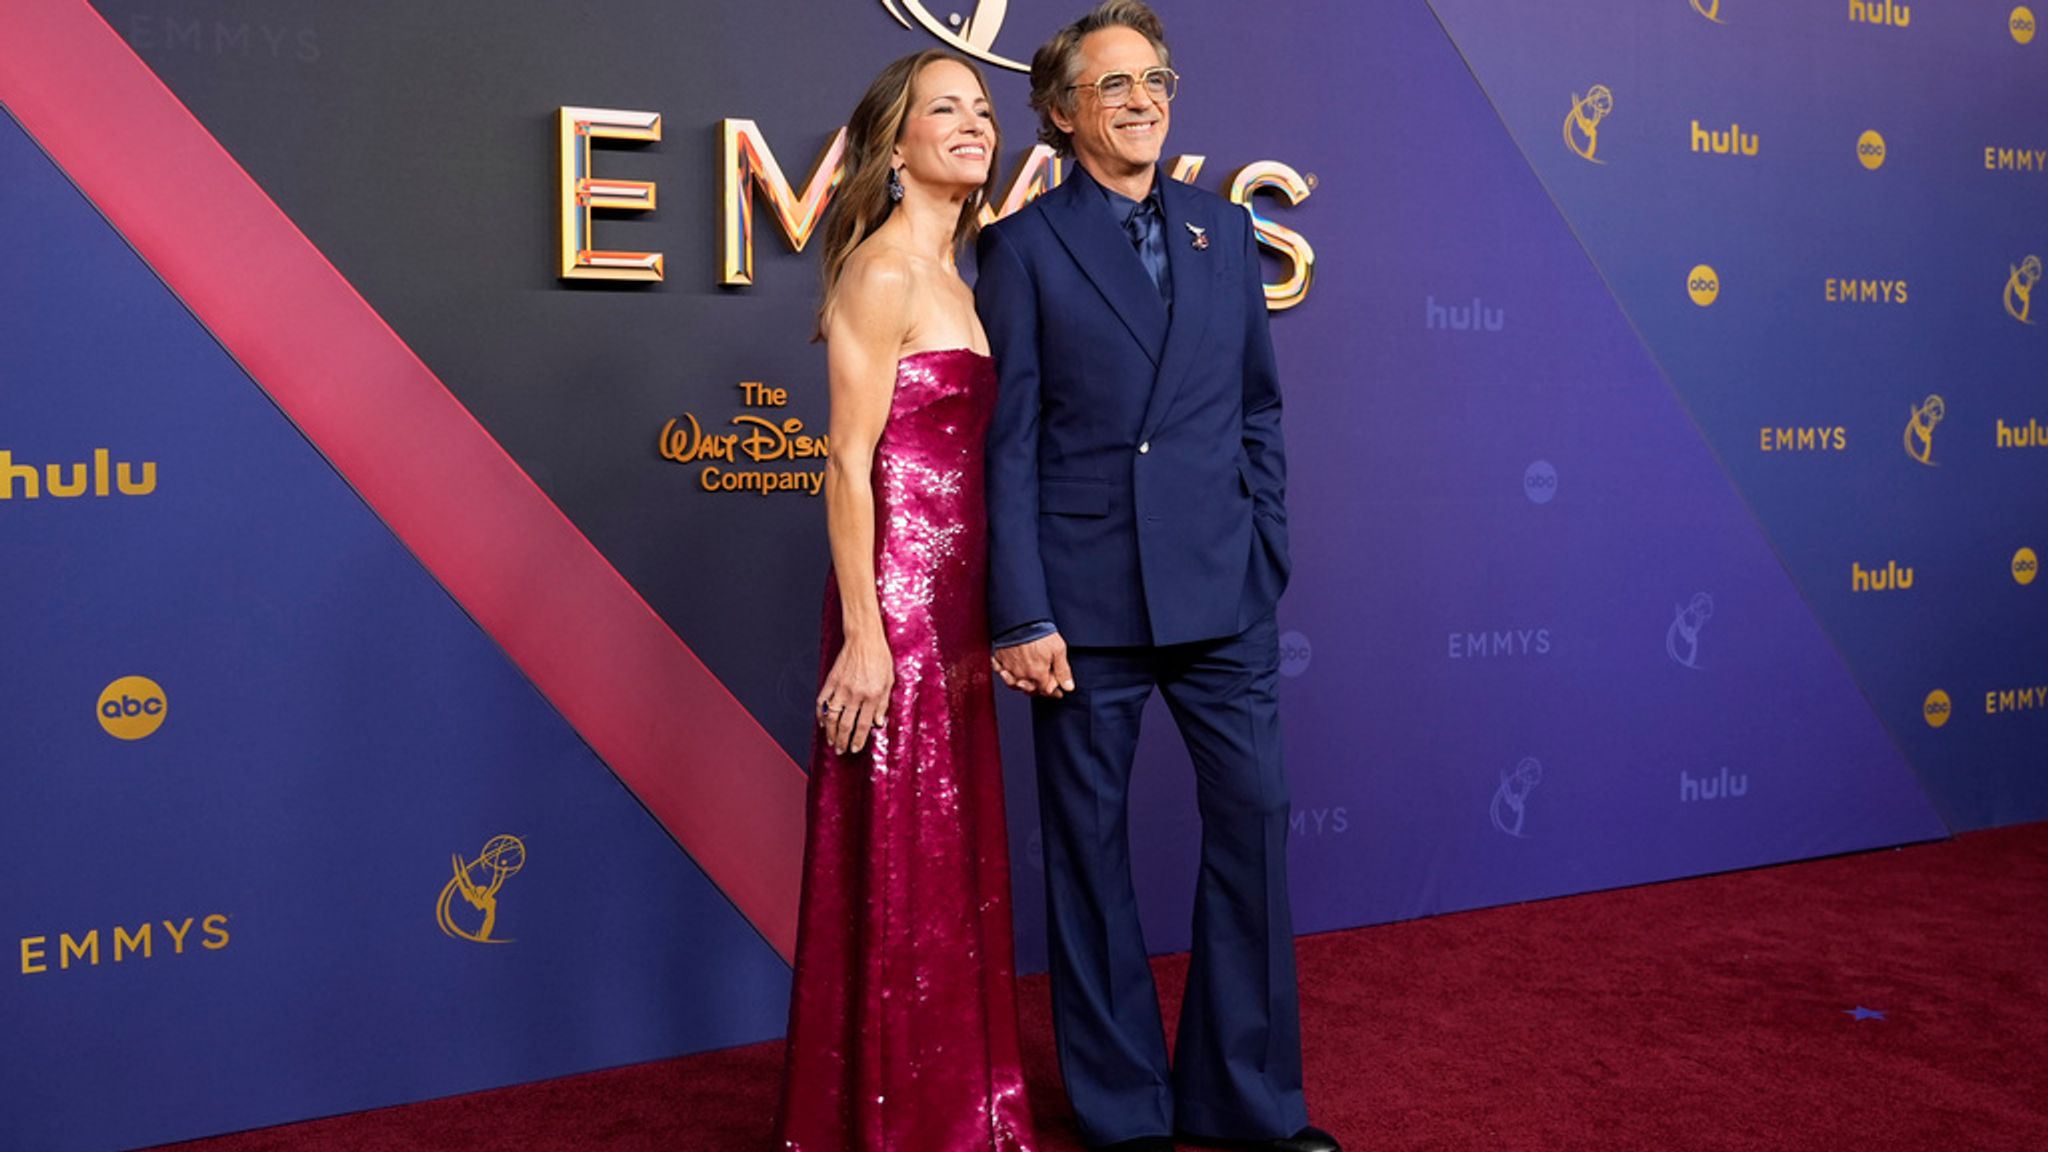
[1270,1127,1341,1152]
[1092,1137,1176,1152]
[1179,1125,1341,1152]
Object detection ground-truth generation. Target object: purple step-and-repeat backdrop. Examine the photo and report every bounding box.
[3,1,2043,1149]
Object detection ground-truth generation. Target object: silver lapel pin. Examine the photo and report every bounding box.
[1185,222,1209,250]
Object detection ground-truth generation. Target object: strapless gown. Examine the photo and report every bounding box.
[776,349,1038,1152]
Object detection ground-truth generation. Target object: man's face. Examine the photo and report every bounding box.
[1053,25,1170,183]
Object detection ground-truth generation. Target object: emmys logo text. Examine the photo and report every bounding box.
[1825,277,1908,304]
[1448,629,1552,659]
[1759,426,1848,452]
[1985,685,2048,716]
[1290,807,1349,837]
[122,15,321,63]
[1984,146,2048,172]
[20,915,230,975]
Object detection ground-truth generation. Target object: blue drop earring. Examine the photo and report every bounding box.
[888,166,904,203]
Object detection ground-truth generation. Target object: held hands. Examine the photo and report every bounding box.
[818,632,893,754]
[992,631,1076,698]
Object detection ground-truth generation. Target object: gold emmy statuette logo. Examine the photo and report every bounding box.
[436,835,526,944]
[1692,0,1725,23]
[2015,547,2040,585]
[882,1,1028,71]
[1688,264,1720,307]
[1565,85,1614,163]
[1923,689,1952,728]
[97,676,167,741]
[1903,393,1945,466]
[1857,130,1887,170]
[2005,254,2040,323]
[2014,6,2037,43]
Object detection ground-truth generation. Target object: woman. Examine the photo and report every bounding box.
[775,51,1040,1152]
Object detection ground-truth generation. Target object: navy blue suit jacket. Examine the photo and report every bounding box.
[977,167,1289,648]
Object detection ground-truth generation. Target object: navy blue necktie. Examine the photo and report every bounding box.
[1123,197,1172,307]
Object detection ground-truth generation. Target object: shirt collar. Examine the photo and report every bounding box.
[1072,162,1164,223]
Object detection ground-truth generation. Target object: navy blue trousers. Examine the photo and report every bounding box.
[1031,612,1308,1145]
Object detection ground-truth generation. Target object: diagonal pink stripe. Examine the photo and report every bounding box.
[0,0,804,962]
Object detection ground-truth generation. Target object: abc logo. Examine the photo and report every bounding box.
[1688,264,1720,307]
[97,676,168,740]
[2013,6,2037,44]
[1279,630,1313,678]
[1524,460,1559,504]
[1922,689,1952,729]
[2015,546,2039,586]
[1857,130,1887,171]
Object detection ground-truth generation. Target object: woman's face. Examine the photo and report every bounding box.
[893,59,994,197]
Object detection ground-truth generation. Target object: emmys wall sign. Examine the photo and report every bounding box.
[556,108,1317,309]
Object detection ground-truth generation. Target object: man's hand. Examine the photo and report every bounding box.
[993,631,1076,698]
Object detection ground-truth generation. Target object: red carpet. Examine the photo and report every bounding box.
[160,824,2048,1152]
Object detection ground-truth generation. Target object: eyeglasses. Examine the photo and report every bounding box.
[1066,67,1179,107]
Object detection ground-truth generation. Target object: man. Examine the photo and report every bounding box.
[976,5,1338,1151]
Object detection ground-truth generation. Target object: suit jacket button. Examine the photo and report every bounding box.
[1138,441,1150,454]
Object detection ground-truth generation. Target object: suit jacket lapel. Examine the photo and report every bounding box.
[1139,178,1221,443]
[1041,172,1169,367]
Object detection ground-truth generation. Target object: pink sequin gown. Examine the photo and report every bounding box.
[777,349,1039,1152]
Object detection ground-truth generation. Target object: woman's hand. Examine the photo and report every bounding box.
[817,631,893,754]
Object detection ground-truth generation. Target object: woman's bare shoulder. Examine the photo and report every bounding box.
[826,239,920,350]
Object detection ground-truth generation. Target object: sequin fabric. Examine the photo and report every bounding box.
[777,349,1039,1152]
